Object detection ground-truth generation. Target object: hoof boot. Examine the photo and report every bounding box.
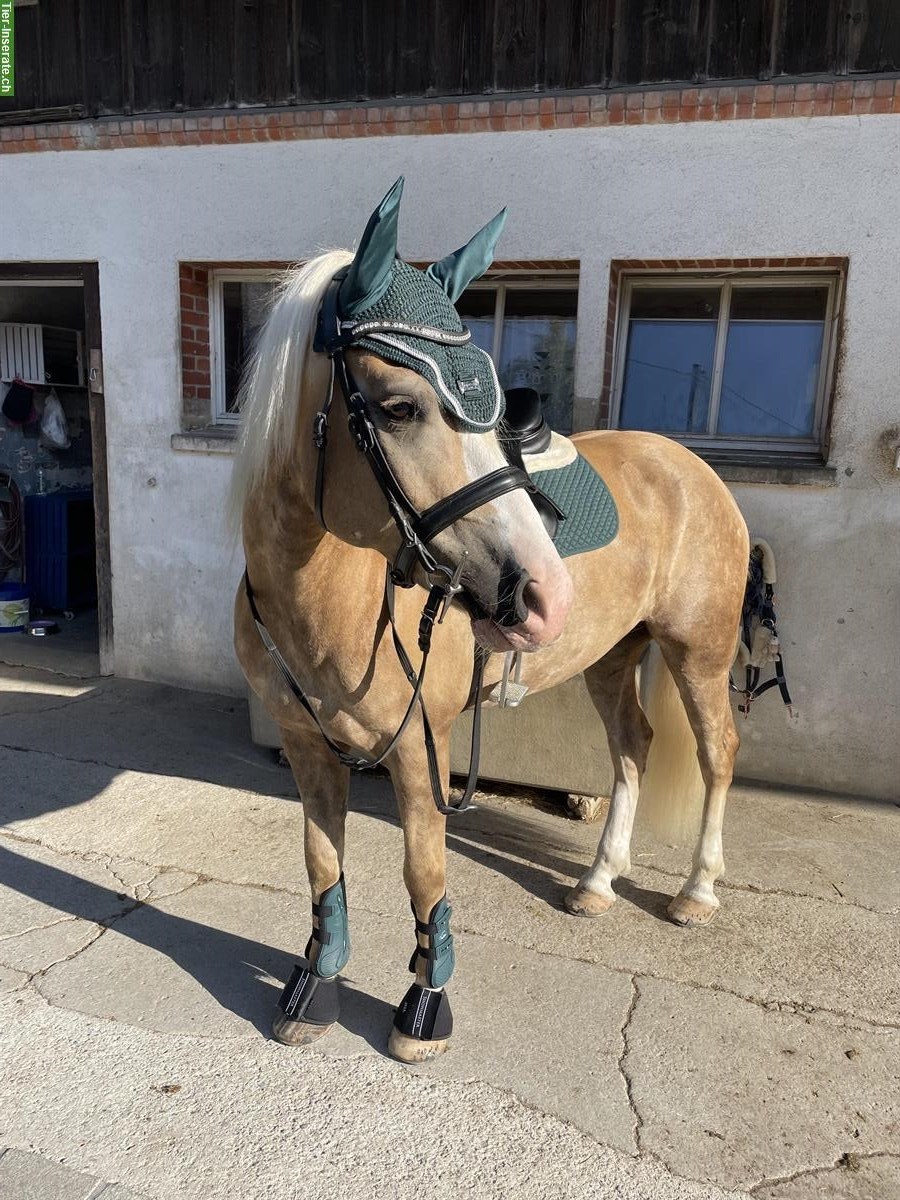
[273,963,339,1046]
[390,984,452,1064]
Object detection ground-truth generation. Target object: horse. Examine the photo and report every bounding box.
[232,179,749,1063]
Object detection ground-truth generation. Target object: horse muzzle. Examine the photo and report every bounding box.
[472,559,574,652]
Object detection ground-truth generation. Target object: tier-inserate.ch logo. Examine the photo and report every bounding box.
[0,1,14,99]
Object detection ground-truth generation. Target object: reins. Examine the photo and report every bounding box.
[244,270,548,816]
[244,567,486,814]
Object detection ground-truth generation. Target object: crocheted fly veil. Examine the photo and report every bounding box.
[336,177,508,430]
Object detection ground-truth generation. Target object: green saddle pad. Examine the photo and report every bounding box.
[529,452,619,559]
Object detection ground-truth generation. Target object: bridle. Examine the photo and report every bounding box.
[245,269,562,815]
[311,271,552,591]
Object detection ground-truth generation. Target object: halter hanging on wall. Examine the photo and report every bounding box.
[730,539,794,718]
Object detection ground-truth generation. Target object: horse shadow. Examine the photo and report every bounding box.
[0,842,395,1050]
[354,773,676,922]
[0,666,669,1049]
[0,791,669,1057]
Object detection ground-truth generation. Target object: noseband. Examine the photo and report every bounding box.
[245,270,561,816]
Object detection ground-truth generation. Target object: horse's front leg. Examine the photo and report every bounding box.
[387,738,455,1064]
[272,727,351,1047]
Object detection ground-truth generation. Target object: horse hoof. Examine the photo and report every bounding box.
[564,885,615,917]
[272,1010,334,1047]
[388,1027,451,1064]
[667,893,719,927]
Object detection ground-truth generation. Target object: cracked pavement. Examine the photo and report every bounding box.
[0,661,898,1200]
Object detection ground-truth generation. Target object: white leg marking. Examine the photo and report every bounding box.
[578,761,640,901]
[678,782,727,906]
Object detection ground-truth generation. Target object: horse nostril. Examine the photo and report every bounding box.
[495,559,531,627]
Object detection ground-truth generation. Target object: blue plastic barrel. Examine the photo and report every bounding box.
[0,582,29,633]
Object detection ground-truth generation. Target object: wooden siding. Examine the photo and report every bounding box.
[2,0,900,121]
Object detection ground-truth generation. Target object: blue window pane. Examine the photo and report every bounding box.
[464,317,495,355]
[499,316,576,434]
[718,321,823,437]
[619,320,716,433]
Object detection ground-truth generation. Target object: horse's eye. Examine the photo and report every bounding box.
[382,399,419,422]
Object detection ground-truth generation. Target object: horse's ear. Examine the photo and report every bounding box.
[427,208,508,303]
[340,177,404,316]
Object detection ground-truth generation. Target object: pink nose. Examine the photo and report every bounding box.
[514,570,574,647]
[471,558,573,653]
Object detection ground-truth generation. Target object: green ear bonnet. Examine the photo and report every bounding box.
[328,177,508,431]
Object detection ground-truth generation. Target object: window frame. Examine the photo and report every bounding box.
[461,271,580,431]
[208,268,283,426]
[461,273,580,362]
[610,269,843,460]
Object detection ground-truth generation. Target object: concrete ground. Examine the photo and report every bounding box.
[0,609,100,678]
[0,660,898,1200]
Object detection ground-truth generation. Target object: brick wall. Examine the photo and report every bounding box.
[3,78,899,156]
[179,265,212,429]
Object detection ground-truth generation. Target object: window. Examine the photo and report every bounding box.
[458,277,579,434]
[209,271,281,423]
[612,273,841,460]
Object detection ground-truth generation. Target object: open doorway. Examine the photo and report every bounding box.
[0,264,112,677]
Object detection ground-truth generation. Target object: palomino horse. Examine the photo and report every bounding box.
[232,179,748,1063]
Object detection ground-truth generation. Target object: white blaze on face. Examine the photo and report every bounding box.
[461,430,552,563]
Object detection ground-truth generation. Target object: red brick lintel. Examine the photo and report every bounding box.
[2,77,899,154]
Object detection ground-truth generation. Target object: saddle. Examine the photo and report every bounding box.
[501,388,618,561]
[503,387,552,455]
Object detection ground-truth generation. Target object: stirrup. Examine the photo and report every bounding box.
[489,651,528,707]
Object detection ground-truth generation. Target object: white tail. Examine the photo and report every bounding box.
[636,643,705,845]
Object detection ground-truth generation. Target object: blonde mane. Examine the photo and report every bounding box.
[228,249,354,531]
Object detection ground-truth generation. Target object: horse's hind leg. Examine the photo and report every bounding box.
[657,642,740,927]
[272,728,350,1046]
[565,629,652,917]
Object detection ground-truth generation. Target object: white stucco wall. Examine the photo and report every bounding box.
[4,115,899,798]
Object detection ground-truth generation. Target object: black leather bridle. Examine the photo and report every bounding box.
[311,272,557,591]
[245,270,562,815]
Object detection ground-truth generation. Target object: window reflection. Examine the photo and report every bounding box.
[719,322,823,436]
[222,280,278,413]
[620,322,716,433]
[617,281,830,445]
[459,286,578,434]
